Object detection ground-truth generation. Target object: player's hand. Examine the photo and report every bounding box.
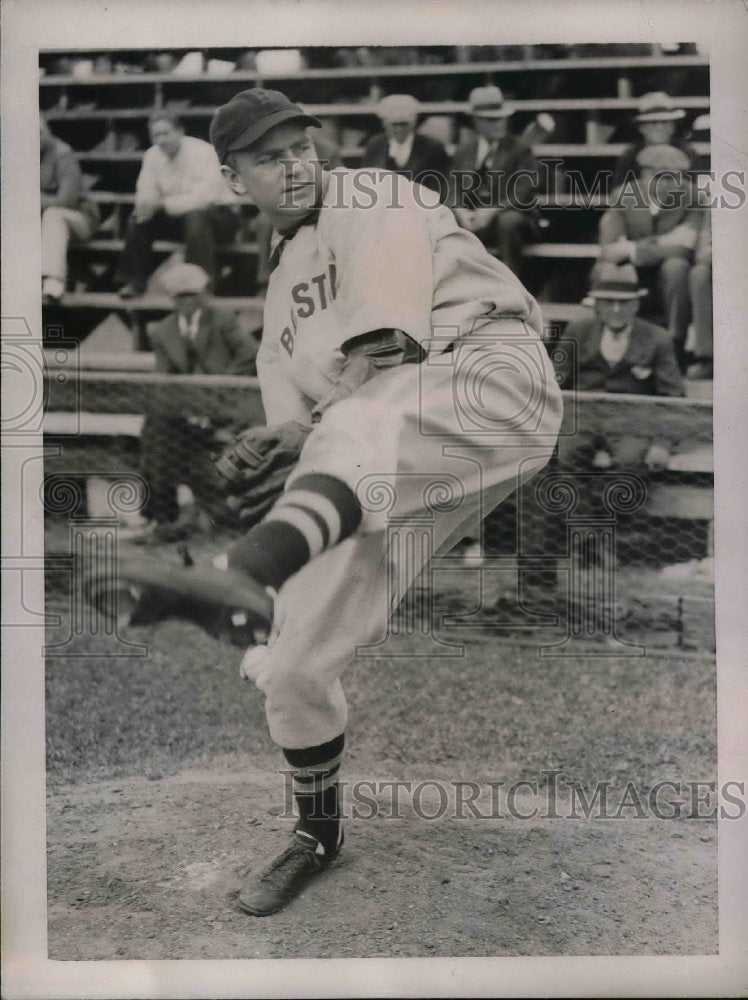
[644,443,670,471]
[592,448,613,469]
[215,421,310,485]
[215,420,312,527]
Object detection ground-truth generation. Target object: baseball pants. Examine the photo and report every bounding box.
[241,319,563,749]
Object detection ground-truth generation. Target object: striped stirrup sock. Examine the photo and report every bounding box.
[228,474,362,590]
[283,733,345,855]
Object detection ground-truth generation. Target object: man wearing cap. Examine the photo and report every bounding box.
[361,93,449,199]
[134,262,258,543]
[612,92,695,188]
[116,111,239,298]
[448,85,541,280]
[104,87,562,914]
[599,142,708,359]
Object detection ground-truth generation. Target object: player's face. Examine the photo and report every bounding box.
[595,296,639,331]
[473,115,509,142]
[150,119,183,159]
[222,122,322,229]
[383,119,416,143]
[639,120,676,144]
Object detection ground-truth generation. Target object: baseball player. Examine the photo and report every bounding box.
[89,88,563,916]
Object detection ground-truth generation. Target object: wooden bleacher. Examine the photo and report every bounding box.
[41,44,710,350]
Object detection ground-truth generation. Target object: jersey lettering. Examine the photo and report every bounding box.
[280,327,294,356]
[291,282,315,319]
[289,265,338,323]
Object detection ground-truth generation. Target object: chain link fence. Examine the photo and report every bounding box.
[43,361,714,655]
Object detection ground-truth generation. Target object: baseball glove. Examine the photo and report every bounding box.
[215,419,311,527]
[83,548,274,647]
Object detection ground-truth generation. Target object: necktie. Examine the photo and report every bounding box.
[181,317,198,373]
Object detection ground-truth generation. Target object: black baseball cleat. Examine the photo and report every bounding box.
[83,553,274,645]
[238,829,344,916]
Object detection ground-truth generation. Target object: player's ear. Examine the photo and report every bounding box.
[221,163,249,198]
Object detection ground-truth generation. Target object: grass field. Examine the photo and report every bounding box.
[45,568,718,959]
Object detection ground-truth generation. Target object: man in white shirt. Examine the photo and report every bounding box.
[117,112,239,297]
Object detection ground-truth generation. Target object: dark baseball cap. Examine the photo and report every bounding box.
[210,88,321,164]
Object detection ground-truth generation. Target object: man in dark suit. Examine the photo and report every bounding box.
[134,263,258,543]
[556,262,685,469]
[361,93,450,200]
[519,263,685,607]
[448,85,541,280]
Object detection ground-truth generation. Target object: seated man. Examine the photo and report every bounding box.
[134,263,258,543]
[557,262,685,466]
[519,263,685,604]
[448,85,541,280]
[599,143,707,361]
[361,93,450,199]
[612,91,695,188]
[116,111,239,297]
[40,117,100,304]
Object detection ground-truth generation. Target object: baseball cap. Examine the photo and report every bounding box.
[589,262,647,300]
[210,88,321,164]
[635,91,686,123]
[162,263,210,296]
[636,143,690,173]
[377,94,420,123]
[468,85,513,118]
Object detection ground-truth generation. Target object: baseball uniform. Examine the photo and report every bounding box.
[107,90,565,913]
[244,167,563,748]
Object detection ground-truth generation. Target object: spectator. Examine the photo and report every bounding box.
[116,111,239,298]
[612,92,695,188]
[598,143,707,359]
[448,85,541,280]
[520,263,685,607]
[40,117,100,304]
[255,133,342,290]
[133,263,258,544]
[559,264,685,388]
[361,94,450,198]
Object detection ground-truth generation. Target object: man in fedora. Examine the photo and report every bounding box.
[612,91,695,187]
[361,93,450,199]
[448,85,541,280]
[599,143,708,359]
[556,262,684,468]
[519,265,684,614]
[134,262,258,543]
